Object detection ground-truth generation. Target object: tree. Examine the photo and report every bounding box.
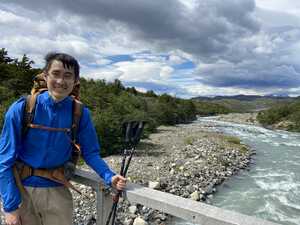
[0,48,14,64]
[145,90,157,98]
[16,54,34,70]
[126,87,138,95]
[107,79,125,95]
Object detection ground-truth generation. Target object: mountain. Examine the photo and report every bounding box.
[192,94,294,101]
[191,95,295,113]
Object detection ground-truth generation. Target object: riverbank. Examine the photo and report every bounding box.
[214,112,297,131]
[213,112,260,126]
[71,120,253,225]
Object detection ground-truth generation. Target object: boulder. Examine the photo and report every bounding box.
[133,217,148,225]
[190,191,200,201]
[148,181,160,189]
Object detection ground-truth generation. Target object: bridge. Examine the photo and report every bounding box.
[73,169,280,225]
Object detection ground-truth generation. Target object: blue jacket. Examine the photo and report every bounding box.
[0,91,116,212]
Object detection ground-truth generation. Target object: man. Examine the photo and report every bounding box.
[0,53,126,225]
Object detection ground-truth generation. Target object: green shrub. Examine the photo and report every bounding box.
[184,136,195,145]
[225,136,241,145]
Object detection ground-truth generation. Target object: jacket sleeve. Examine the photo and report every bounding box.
[78,107,116,186]
[0,98,25,212]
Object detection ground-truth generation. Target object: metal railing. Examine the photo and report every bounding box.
[72,169,280,225]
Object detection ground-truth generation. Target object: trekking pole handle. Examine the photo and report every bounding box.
[123,147,135,177]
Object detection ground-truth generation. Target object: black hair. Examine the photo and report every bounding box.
[43,52,80,80]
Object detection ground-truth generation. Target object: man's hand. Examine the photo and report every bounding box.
[4,208,22,225]
[111,175,127,191]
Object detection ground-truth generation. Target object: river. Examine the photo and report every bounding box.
[174,117,300,225]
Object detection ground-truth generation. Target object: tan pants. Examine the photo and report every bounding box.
[19,186,73,225]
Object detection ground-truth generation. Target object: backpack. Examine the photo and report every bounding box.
[22,72,83,169]
[13,73,86,195]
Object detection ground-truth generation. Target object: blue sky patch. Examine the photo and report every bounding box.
[107,54,134,63]
[172,61,196,70]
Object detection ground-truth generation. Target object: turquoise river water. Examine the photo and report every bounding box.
[174,117,300,225]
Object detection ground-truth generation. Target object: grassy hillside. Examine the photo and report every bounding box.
[193,95,294,113]
[257,99,300,131]
[193,101,233,115]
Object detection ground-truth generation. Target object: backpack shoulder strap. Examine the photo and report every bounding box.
[22,92,40,136]
[71,98,84,140]
[70,98,84,165]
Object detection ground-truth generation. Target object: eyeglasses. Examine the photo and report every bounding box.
[47,72,75,82]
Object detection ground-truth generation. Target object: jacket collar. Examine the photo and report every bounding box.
[40,91,72,107]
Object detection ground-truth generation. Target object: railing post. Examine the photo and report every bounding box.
[95,185,113,225]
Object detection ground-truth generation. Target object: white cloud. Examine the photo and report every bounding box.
[82,67,122,81]
[131,52,167,62]
[178,0,198,10]
[1,1,300,97]
[255,0,300,16]
[0,9,21,23]
[160,66,174,79]
[115,60,167,82]
[135,87,147,93]
[184,83,268,97]
[95,58,112,66]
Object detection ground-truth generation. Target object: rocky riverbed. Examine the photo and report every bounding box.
[71,121,253,225]
[0,119,253,225]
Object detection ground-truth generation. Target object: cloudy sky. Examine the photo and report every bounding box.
[1,0,300,98]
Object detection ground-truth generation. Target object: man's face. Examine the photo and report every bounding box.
[44,60,76,101]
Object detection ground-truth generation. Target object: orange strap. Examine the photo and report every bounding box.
[28,123,71,132]
[33,167,83,195]
[16,164,86,197]
[27,123,81,153]
[13,166,26,194]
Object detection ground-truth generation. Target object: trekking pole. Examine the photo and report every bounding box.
[105,149,128,225]
[110,145,135,224]
[105,121,145,225]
